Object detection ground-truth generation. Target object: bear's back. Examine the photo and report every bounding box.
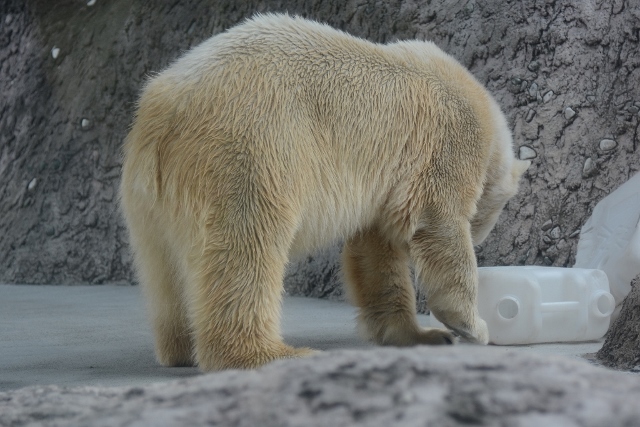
[127,14,506,253]
[164,14,385,82]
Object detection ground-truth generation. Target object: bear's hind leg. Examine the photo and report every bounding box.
[125,209,195,367]
[342,227,455,346]
[185,223,315,370]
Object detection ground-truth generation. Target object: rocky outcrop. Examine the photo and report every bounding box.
[597,277,640,370]
[1,346,639,426]
[1,1,638,294]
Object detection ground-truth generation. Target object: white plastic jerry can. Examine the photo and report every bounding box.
[430,266,615,345]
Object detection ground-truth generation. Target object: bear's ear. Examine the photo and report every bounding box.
[511,159,531,182]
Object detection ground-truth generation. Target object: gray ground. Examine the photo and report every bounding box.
[1,284,605,392]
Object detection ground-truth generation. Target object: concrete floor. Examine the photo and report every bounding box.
[0,284,604,392]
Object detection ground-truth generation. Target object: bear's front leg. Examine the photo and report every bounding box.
[343,227,456,346]
[410,215,489,344]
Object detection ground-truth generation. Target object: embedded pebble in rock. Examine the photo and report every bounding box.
[525,109,536,122]
[51,47,60,59]
[543,90,554,103]
[599,139,617,151]
[87,0,96,5]
[541,219,553,231]
[27,178,37,191]
[519,145,537,160]
[569,230,580,238]
[564,107,576,119]
[528,82,538,98]
[550,226,562,239]
[81,119,90,129]
[583,158,595,175]
[527,60,540,72]
[520,80,528,92]
[5,14,12,25]
[587,95,596,103]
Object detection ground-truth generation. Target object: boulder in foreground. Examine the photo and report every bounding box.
[1,346,639,427]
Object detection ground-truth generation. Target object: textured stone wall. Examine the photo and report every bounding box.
[1,0,638,294]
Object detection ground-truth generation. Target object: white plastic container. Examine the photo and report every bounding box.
[430,266,615,345]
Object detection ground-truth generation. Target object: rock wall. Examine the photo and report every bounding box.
[2,346,640,426]
[1,1,638,294]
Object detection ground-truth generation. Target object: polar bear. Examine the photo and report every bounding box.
[120,14,529,370]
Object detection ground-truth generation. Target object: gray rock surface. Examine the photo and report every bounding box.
[1,1,639,295]
[1,346,639,427]
[286,249,344,301]
[597,277,640,370]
